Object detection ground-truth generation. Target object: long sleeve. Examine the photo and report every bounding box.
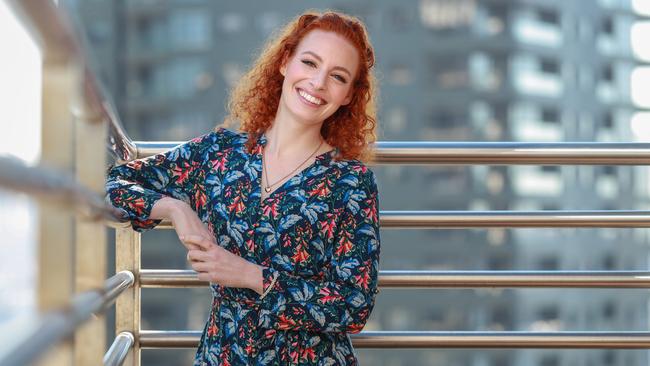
[105,132,214,232]
[256,169,381,334]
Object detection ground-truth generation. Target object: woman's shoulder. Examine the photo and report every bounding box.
[212,126,249,146]
[331,158,378,191]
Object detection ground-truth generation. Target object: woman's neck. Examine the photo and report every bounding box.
[264,119,325,159]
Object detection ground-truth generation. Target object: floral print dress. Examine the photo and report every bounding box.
[106,128,381,365]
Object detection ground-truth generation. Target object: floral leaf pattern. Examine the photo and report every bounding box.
[106,128,380,365]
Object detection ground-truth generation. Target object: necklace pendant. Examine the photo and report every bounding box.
[265,186,271,193]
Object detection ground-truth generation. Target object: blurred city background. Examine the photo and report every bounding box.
[2,0,650,365]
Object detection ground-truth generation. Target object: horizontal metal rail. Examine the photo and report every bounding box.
[135,141,650,165]
[150,210,650,229]
[379,210,650,228]
[139,269,650,288]
[0,156,126,222]
[0,271,134,366]
[138,330,650,349]
[104,332,135,366]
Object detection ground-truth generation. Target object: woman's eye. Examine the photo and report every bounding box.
[301,60,316,67]
[333,74,347,83]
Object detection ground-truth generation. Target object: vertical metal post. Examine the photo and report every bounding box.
[73,110,108,364]
[36,61,77,366]
[115,228,142,366]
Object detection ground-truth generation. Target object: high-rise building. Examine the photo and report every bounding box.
[75,0,649,365]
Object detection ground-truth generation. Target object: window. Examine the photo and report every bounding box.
[220,13,245,33]
[541,203,560,210]
[601,64,614,82]
[420,0,477,31]
[430,109,465,129]
[537,8,559,25]
[602,302,616,319]
[491,304,511,327]
[169,10,211,49]
[135,66,152,97]
[256,12,281,34]
[601,17,614,35]
[389,64,413,86]
[540,58,559,74]
[541,166,560,173]
[602,111,614,129]
[430,55,469,89]
[387,107,407,132]
[488,254,509,270]
[222,63,244,87]
[87,21,111,43]
[602,350,615,365]
[386,6,411,30]
[163,57,207,98]
[539,355,559,366]
[484,4,508,35]
[601,166,616,176]
[538,256,559,270]
[538,305,559,321]
[541,107,559,124]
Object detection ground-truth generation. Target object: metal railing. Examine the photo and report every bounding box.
[0,155,125,221]
[137,141,650,165]
[137,330,650,349]
[153,210,650,229]
[138,269,650,289]
[0,271,134,366]
[104,332,136,366]
[134,142,650,351]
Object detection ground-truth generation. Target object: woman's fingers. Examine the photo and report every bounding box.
[180,234,214,251]
[191,261,212,273]
[186,243,202,251]
[187,249,211,262]
[196,272,212,282]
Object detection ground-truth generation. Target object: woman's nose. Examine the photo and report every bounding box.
[310,70,327,90]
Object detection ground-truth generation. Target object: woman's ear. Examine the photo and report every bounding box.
[342,91,353,106]
[279,55,289,76]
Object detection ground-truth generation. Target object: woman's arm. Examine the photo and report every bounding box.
[150,196,216,245]
[106,132,214,232]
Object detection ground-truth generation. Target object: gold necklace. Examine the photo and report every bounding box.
[262,139,324,193]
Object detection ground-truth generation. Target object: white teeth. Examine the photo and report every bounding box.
[298,89,324,105]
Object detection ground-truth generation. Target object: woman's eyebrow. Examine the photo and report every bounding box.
[301,51,352,77]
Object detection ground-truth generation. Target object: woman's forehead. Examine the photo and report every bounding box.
[295,30,360,74]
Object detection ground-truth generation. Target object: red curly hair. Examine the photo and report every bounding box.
[219,10,378,162]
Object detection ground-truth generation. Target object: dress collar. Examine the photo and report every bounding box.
[255,132,336,165]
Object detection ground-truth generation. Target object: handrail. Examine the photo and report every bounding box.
[104,332,135,366]
[135,141,650,165]
[0,156,126,222]
[138,330,650,349]
[5,0,137,163]
[139,269,650,288]
[0,271,134,366]
[378,210,650,228]
[151,210,650,229]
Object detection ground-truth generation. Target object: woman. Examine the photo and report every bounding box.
[106,11,380,365]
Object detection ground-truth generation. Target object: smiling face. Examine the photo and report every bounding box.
[277,29,360,127]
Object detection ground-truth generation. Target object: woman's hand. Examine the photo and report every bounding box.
[183,234,265,294]
[151,196,215,251]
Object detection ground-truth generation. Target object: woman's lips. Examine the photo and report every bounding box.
[297,88,325,107]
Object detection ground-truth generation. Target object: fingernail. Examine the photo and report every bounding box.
[179,235,185,241]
